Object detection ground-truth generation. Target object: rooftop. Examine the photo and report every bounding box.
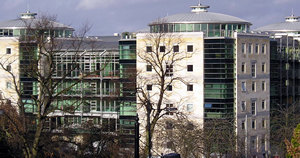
[255,14,300,32]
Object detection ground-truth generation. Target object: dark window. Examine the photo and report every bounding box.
[187,84,193,91]
[146,65,152,72]
[6,48,11,54]
[166,64,173,76]
[251,101,256,115]
[166,104,174,115]
[187,45,193,52]
[242,121,245,129]
[262,100,265,110]
[147,85,152,91]
[241,63,245,73]
[173,45,179,52]
[187,65,193,72]
[146,46,152,52]
[6,64,11,72]
[167,85,172,91]
[160,46,165,52]
[252,120,256,129]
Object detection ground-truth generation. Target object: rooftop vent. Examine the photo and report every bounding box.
[20,11,37,19]
[190,2,209,13]
[285,14,299,22]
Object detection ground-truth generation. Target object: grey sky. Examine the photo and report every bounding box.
[0,0,299,35]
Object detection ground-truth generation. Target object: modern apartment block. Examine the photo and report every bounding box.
[0,12,121,132]
[135,3,270,157]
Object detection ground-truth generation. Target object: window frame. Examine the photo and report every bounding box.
[6,48,11,54]
[187,65,193,72]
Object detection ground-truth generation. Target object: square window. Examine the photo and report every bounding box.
[187,45,193,52]
[146,46,152,52]
[146,65,152,72]
[6,48,11,54]
[166,104,174,115]
[241,101,246,112]
[147,85,152,91]
[167,85,172,91]
[6,64,11,72]
[187,84,193,91]
[160,46,165,52]
[187,65,193,72]
[187,104,193,112]
[173,45,179,52]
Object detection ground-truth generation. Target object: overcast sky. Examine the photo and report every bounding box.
[0,0,299,35]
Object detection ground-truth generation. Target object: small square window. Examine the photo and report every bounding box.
[160,46,165,52]
[187,45,193,52]
[147,85,152,91]
[187,104,193,112]
[146,65,152,72]
[173,45,179,52]
[6,48,11,54]
[146,46,152,52]
[167,85,172,91]
[187,84,193,91]
[187,65,193,72]
[6,64,11,72]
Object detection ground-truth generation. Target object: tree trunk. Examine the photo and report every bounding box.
[31,119,43,158]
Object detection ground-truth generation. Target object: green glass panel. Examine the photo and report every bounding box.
[180,24,186,32]
[175,24,180,32]
[186,24,193,32]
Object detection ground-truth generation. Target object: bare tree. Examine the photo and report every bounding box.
[270,103,300,156]
[156,118,246,158]
[0,14,117,158]
[136,30,195,156]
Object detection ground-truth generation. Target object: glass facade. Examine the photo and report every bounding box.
[204,39,235,119]
[150,23,249,37]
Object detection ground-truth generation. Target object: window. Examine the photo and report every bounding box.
[242,43,246,54]
[241,82,246,92]
[251,100,256,115]
[166,104,174,115]
[6,82,11,89]
[262,118,266,128]
[261,135,266,151]
[6,64,11,72]
[262,44,266,54]
[262,62,266,73]
[262,81,266,91]
[147,85,152,91]
[146,65,152,72]
[187,84,193,91]
[242,121,245,130]
[251,63,256,77]
[248,43,252,54]
[262,100,265,110]
[166,64,173,76]
[6,48,11,54]
[241,62,245,73]
[160,46,165,52]
[255,44,259,54]
[146,46,152,52]
[173,45,179,52]
[187,104,193,112]
[167,85,172,91]
[187,65,193,72]
[241,101,246,112]
[252,81,256,92]
[251,136,257,149]
[187,45,193,52]
[252,119,256,129]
